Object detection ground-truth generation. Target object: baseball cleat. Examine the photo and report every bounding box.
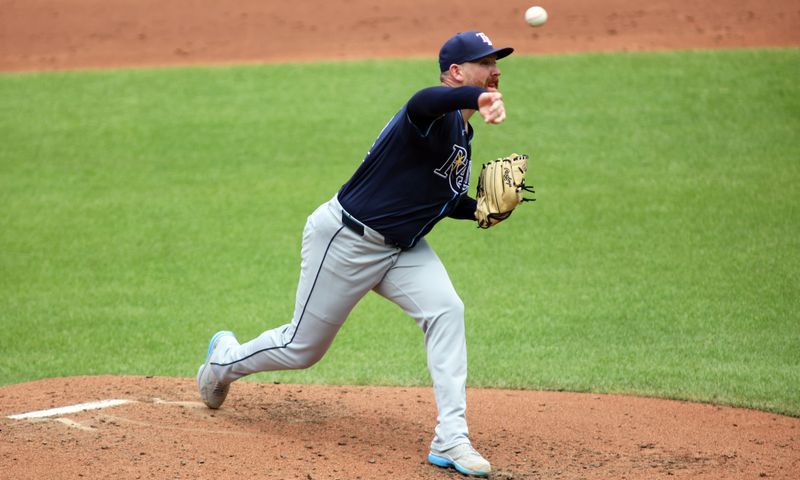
[427,443,491,477]
[197,330,237,409]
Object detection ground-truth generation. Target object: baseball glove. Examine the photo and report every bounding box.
[475,153,535,229]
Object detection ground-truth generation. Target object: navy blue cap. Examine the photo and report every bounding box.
[438,31,514,72]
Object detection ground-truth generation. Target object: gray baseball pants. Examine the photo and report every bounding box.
[211,194,471,451]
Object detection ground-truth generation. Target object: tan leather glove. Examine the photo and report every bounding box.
[475,153,535,229]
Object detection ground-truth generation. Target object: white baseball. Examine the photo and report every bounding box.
[525,6,548,27]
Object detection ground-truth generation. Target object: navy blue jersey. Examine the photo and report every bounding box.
[337,85,485,249]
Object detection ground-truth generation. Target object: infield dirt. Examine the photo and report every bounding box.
[1,0,799,71]
[1,0,799,479]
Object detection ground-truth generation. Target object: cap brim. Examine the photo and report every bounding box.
[465,47,514,63]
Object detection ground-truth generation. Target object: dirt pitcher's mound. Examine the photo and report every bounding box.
[0,376,797,479]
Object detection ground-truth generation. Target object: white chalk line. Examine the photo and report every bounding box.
[6,398,210,421]
[54,417,96,431]
[7,399,133,420]
[152,397,206,409]
[6,397,234,434]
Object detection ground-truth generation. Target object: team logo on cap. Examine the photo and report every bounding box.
[475,32,492,46]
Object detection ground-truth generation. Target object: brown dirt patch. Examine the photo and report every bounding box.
[2,376,798,479]
[1,0,798,72]
[2,1,799,478]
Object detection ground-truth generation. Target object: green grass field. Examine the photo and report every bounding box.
[1,49,798,416]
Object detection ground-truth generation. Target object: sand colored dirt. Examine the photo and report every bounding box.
[1,0,799,72]
[2,376,798,479]
[1,0,799,478]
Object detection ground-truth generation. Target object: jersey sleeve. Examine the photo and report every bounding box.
[447,194,478,221]
[406,86,486,131]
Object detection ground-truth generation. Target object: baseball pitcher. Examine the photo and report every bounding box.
[197,30,532,477]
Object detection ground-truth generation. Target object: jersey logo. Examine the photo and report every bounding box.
[434,145,470,194]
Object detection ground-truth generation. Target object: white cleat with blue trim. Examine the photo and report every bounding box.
[197,331,238,409]
[428,443,491,477]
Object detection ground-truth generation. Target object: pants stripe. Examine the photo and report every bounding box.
[211,225,345,367]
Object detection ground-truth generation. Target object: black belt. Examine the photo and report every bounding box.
[341,211,365,236]
[341,211,403,249]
